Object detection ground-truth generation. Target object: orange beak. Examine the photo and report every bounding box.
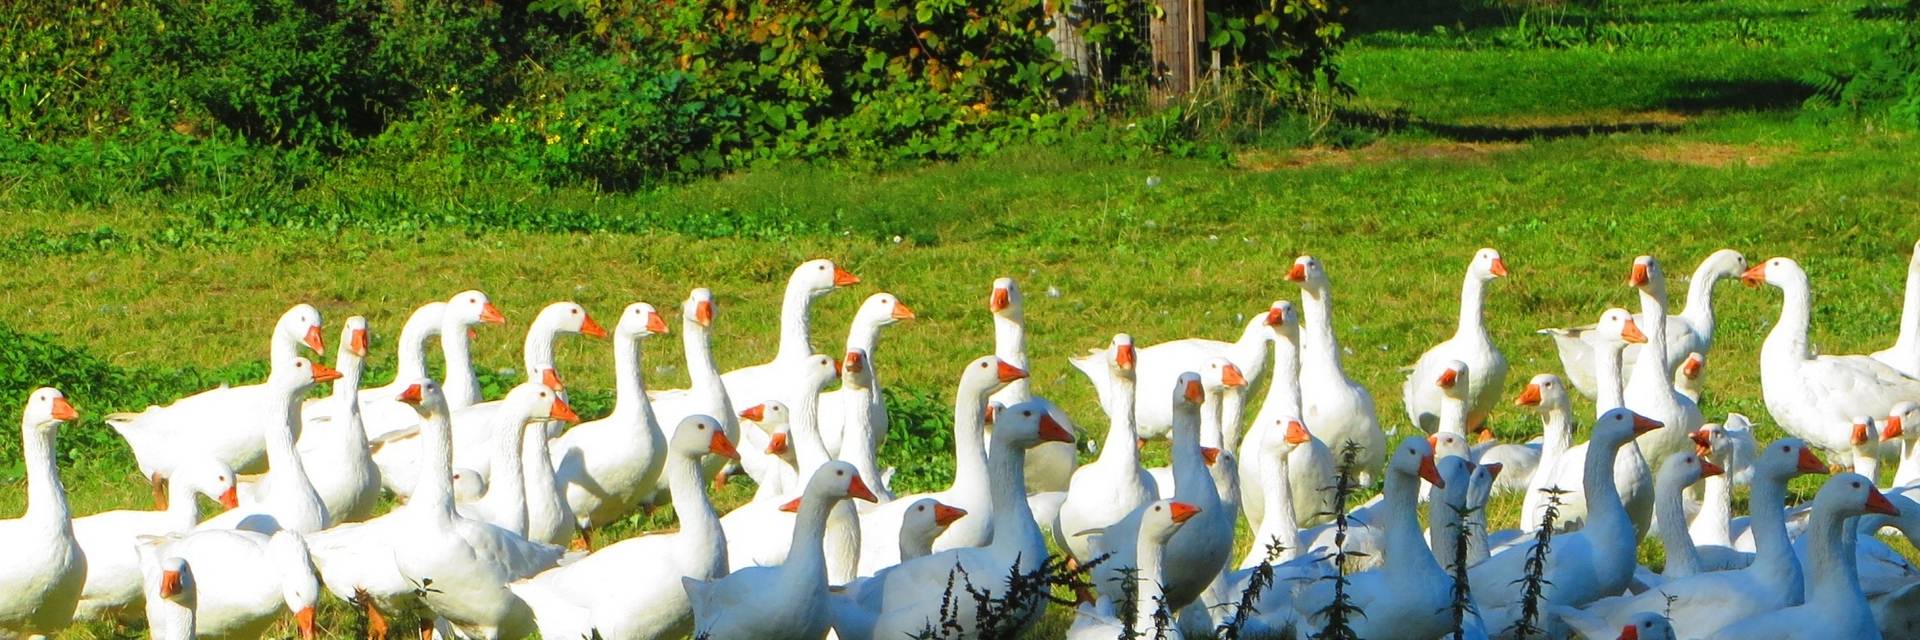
[709,431,740,461]
[1741,263,1767,288]
[984,404,997,425]
[845,351,867,375]
[1137,437,1148,451]
[989,287,1011,313]
[311,362,344,384]
[1482,461,1504,481]
[1631,413,1663,435]
[847,475,879,502]
[1201,447,1220,466]
[647,311,670,335]
[1490,257,1509,278]
[1285,420,1310,445]
[1221,363,1247,388]
[1867,485,1900,516]
[996,362,1027,384]
[764,432,789,455]
[1427,434,1439,449]
[1798,447,1828,474]
[833,266,860,287]
[540,369,565,392]
[398,384,424,405]
[1419,454,1446,489]
[1515,383,1542,406]
[1617,623,1639,640]
[579,313,608,339]
[49,397,77,421]
[1265,305,1287,326]
[304,325,326,354]
[479,302,506,325]
[1477,428,1496,444]
[1285,262,1307,282]
[1853,423,1871,446]
[1629,262,1650,287]
[1884,415,1904,441]
[739,404,766,422]
[779,497,801,513]
[349,328,368,358]
[549,397,580,424]
[892,301,916,321]
[1682,354,1703,379]
[295,606,316,640]
[1621,318,1648,344]
[160,569,184,598]
[1038,412,1075,444]
[1168,501,1201,524]
[694,300,714,328]
[1115,344,1136,370]
[220,486,239,510]
[1437,368,1459,389]
[1183,379,1205,404]
[1690,430,1713,456]
[1701,460,1725,477]
[932,503,967,527]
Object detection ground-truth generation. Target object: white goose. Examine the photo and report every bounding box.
[1069,295,1283,442]
[1649,449,1724,581]
[0,388,85,637]
[1689,417,1757,570]
[738,402,800,499]
[1290,435,1450,638]
[898,499,965,561]
[1750,257,1920,455]
[511,415,738,639]
[1675,352,1708,403]
[719,355,856,582]
[248,317,380,524]
[690,461,879,640]
[1470,408,1662,636]
[1088,374,1232,613]
[392,380,566,640]
[361,291,503,443]
[1850,417,1882,484]
[1056,334,1158,564]
[460,381,582,537]
[829,401,1073,639]
[199,357,340,535]
[1287,255,1386,479]
[651,289,742,496]
[358,298,447,404]
[1872,239,1920,378]
[521,388,576,547]
[986,277,1083,492]
[1240,418,1310,570]
[1481,375,1568,496]
[138,546,196,640]
[1239,300,1334,529]
[1625,256,1708,471]
[1888,402,1920,487]
[149,528,318,640]
[819,292,914,459]
[1531,308,1654,537]
[1543,248,1746,398]
[1570,438,1828,638]
[1464,460,1502,566]
[72,459,235,622]
[720,258,861,411]
[1067,500,1199,640]
[855,355,1023,573]
[108,304,323,499]
[837,348,897,503]
[551,302,669,544]
[1711,473,1896,640]
[1405,247,1509,433]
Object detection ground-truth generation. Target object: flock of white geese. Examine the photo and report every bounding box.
[4,245,1920,640]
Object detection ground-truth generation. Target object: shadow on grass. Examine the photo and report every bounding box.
[1660,78,1816,113]
[1335,76,1813,143]
[1336,109,1685,143]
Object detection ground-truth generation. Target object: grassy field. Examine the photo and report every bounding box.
[4,0,1919,637]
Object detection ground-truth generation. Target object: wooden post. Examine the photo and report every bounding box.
[1150,0,1195,103]
[1047,0,1097,102]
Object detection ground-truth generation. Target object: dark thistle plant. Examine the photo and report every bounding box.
[1313,441,1367,640]
[1508,487,1567,639]
[911,553,1105,639]
[1217,538,1288,639]
[1446,500,1481,640]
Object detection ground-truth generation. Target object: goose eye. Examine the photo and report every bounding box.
[469,298,477,303]
[818,265,827,271]
[539,392,548,398]
[1853,481,1862,489]
[1153,506,1162,512]
[571,309,579,315]
[1023,411,1032,417]
[836,470,845,476]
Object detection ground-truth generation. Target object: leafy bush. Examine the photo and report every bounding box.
[1805,1,1920,128]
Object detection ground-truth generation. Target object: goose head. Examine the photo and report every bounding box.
[445,290,505,331]
[1700,249,1749,282]
[152,554,195,603]
[1628,255,1668,298]
[1592,407,1663,451]
[21,386,78,431]
[1436,359,1470,400]
[988,277,1023,318]
[1884,402,1917,443]
[1514,373,1569,416]
[1261,418,1310,462]
[794,259,859,297]
[1389,435,1445,489]
[685,288,716,329]
[1658,450,1723,491]
[1741,256,1807,290]
[1817,472,1901,521]
[268,531,320,640]
[1428,431,1472,462]
[396,379,448,419]
[1137,499,1201,546]
[960,355,1026,400]
[1173,371,1206,409]
[794,354,843,397]
[450,467,487,502]
[178,459,240,510]
[855,292,915,330]
[740,402,792,455]
[500,382,578,427]
[1679,352,1706,382]
[269,357,341,397]
[340,316,369,361]
[277,304,326,355]
[1284,255,1331,292]
[779,460,880,512]
[990,399,1077,449]
[1470,247,1509,281]
[1592,307,1649,348]
[620,302,669,341]
[534,301,606,340]
[843,349,874,390]
[1754,438,1827,483]
[1851,417,1878,450]
[1472,461,1504,494]
[671,415,738,462]
[902,498,967,547]
[1107,334,1137,381]
[1201,357,1247,392]
[1616,612,1676,640]
[1266,300,1299,342]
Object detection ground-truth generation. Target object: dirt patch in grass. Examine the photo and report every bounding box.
[1631,141,1793,167]
[1237,140,1526,170]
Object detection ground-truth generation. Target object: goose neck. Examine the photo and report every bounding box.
[1581,437,1630,542]
[1898,258,1920,353]
[1255,446,1300,559]
[330,352,364,405]
[994,316,1033,401]
[783,489,838,588]
[666,451,721,542]
[1801,502,1864,606]
[1630,285,1673,386]
[684,320,722,391]
[1200,391,1224,450]
[1438,393,1467,437]
[776,281,819,363]
[791,382,832,479]
[265,388,317,505]
[1454,274,1489,341]
[840,383,891,501]
[1298,287,1344,372]
[1100,374,1142,469]
[1380,467,1440,578]
[481,412,530,535]
[1763,277,1813,362]
[1690,473,1732,545]
[521,317,561,378]
[1221,389,1246,453]
[1231,317,1274,375]
[1131,535,1172,625]
[410,409,458,518]
[1746,472,1797,579]
[1655,469,1701,576]
[1542,406,1574,454]
[950,383,992,502]
[21,421,70,525]
[392,305,441,385]
[612,335,649,417]
[986,433,1038,546]
[1595,342,1627,414]
[1680,262,1725,342]
[438,322,480,410]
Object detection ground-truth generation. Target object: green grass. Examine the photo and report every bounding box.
[4,0,1920,637]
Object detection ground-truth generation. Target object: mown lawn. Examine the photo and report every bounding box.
[3,0,1919,637]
